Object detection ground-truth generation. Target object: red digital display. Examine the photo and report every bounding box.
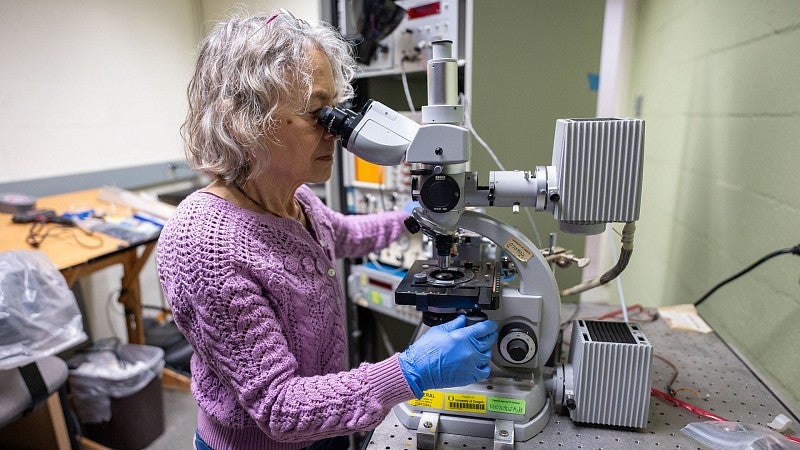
[407,2,441,19]
[368,278,394,291]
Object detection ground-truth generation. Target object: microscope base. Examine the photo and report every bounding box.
[392,379,551,443]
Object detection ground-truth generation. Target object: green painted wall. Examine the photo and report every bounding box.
[623,0,800,413]
[469,0,606,293]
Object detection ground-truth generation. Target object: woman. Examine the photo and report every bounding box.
[157,10,498,450]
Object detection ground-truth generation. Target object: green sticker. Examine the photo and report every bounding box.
[487,397,525,415]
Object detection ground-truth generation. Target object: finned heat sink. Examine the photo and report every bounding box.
[565,319,652,428]
[551,118,644,228]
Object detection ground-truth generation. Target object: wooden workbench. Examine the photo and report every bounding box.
[1,188,191,449]
[1,189,156,344]
[0,188,189,390]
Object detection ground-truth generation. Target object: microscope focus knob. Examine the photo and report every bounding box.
[465,311,488,326]
[498,323,537,364]
[506,338,529,361]
[404,216,421,234]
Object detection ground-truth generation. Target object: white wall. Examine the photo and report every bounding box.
[0,0,200,182]
[0,1,322,183]
[198,0,321,31]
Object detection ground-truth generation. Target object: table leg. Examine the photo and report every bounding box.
[118,242,156,345]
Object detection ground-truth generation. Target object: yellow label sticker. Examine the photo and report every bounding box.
[488,397,526,415]
[370,291,382,304]
[408,390,444,409]
[444,393,487,413]
[503,237,534,262]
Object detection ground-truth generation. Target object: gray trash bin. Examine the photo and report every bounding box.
[67,344,165,449]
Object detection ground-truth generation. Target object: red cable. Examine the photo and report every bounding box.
[650,388,800,444]
[650,387,728,421]
[596,304,642,320]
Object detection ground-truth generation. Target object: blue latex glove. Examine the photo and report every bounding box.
[398,315,499,398]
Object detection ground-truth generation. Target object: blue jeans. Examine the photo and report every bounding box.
[194,431,348,450]
[194,431,212,450]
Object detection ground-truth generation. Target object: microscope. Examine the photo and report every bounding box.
[319,41,651,448]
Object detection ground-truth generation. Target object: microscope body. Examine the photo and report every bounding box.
[318,39,645,442]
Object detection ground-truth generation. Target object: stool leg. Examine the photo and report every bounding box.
[0,392,71,449]
[46,393,71,450]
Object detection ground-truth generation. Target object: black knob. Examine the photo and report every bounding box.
[498,322,537,364]
[506,338,529,362]
[566,398,577,410]
[465,311,488,327]
[422,312,458,327]
[404,216,421,234]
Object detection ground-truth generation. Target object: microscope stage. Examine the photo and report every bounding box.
[395,259,501,311]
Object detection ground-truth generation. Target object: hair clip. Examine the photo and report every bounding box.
[266,9,300,26]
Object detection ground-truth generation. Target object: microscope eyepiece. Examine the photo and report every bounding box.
[317,103,366,144]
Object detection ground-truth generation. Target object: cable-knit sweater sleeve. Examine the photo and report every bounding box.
[156,190,415,449]
[295,186,409,260]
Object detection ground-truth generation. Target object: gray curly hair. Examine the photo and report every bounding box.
[181,10,356,185]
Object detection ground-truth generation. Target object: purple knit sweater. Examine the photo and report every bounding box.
[156,185,414,450]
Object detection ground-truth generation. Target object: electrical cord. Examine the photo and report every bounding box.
[651,387,800,444]
[606,224,630,321]
[596,304,658,323]
[106,289,126,340]
[560,222,636,297]
[378,179,388,211]
[25,219,103,249]
[650,387,727,422]
[653,353,679,395]
[399,58,416,113]
[694,243,800,307]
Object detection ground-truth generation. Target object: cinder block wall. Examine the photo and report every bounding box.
[622,0,800,413]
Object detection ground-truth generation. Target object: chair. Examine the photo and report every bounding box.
[0,250,89,449]
[0,356,74,449]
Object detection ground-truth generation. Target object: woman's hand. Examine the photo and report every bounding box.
[398,315,499,397]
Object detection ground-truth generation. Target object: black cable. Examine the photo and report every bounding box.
[599,248,633,285]
[694,243,800,307]
[25,220,103,249]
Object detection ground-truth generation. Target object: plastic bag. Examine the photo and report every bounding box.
[68,343,165,423]
[682,421,800,449]
[0,250,88,370]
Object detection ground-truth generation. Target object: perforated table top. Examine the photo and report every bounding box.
[363,303,797,449]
